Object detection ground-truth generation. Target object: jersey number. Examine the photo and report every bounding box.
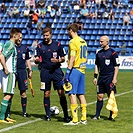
[80,45,87,58]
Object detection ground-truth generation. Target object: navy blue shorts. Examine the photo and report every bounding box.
[16,70,28,90]
[97,75,116,96]
[40,68,64,91]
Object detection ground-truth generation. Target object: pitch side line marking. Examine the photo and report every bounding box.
[0,90,132,132]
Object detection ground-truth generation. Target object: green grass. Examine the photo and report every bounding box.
[0,69,133,133]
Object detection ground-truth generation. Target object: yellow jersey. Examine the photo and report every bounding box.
[68,35,88,74]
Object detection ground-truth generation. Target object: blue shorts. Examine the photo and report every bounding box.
[16,70,28,91]
[97,75,116,96]
[67,68,85,95]
[40,68,64,91]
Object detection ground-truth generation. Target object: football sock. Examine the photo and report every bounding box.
[60,96,68,118]
[96,100,103,117]
[44,97,50,118]
[0,99,9,120]
[70,104,78,123]
[109,111,113,118]
[5,99,12,118]
[81,104,87,121]
[21,97,27,114]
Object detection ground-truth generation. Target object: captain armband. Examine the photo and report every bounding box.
[94,73,98,79]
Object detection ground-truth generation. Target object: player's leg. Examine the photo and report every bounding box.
[57,89,71,122]
[40,69,51,121]
[77,72,87,124]
[91,92,104,120]
[64,69,80,125]
[106,75,116,120]
[43,90,51,121]
[92,76,105,120]
[17,70,29,117]
[53,68,71,122]
[0,73,15,123]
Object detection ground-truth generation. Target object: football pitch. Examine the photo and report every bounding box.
[0,69,133,133]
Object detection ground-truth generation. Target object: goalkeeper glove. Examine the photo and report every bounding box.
[64,68,71,82]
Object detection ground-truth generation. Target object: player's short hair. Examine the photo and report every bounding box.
[42,27,52,34]
[10,28,21,38]
[67,23,78,32]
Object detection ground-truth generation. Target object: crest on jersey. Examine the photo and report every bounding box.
[105,59,110,65]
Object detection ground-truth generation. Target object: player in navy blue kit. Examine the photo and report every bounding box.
[34,27,71,122]
[92,35,120,120]
[16,33,33,117]
[7,33,33,118]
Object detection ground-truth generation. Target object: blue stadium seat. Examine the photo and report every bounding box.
[114,30,120,35]
[8,23,14,28]
[85,35,91,40]
[98,30,104,35]
[22,40,27,45]
[52,35,57,40]
[109,30,115,35]
[87,30,93,35]
[95,24,100,29]
[92,30,98,34]
[103,30,109,35]
[113,35,119,41]
[90,35,96,40]
[22,29,27,34]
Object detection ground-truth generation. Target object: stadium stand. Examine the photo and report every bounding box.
[0,0,133,55]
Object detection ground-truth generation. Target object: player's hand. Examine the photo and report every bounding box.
[27,68,33,79]
[28,70,33,79]
[4,68,9,75]
[51,58,58,63]
[112,78,117,86]
[93,78,97,85]
[64,68,71,83]
[34,57,40,64]
[110,83,115,90]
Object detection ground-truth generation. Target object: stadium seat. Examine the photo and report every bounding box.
[90,35,96,40]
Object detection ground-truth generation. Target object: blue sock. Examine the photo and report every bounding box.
[44,97,50,118]
[21,97,27,114]
[96,100,103,117]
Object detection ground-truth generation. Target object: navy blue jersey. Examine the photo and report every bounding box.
[35,40,65,69]
[95,48,120,76]
[15,45,31,70]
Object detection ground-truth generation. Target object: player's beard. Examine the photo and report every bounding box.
[44,38,51,44]
[16,40,21,46]
[68,34,72,39]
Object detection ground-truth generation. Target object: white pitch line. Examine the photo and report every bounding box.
[0,90,132,132]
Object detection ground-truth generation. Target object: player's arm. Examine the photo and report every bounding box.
[93,53,99,85]
[26,60,33,79]
[0,53,9,75]
[64,54,75,82]
[34,44,41,64]
[112,52,120,86]
[93,65,98,85]
[112,66,119,86]
[68,55,75,69]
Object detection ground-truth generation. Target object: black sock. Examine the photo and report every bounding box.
[96,100,103,117]
[109,111,113,118]
[21,97,27,114]
[44,97,50,118]
[60,96,68,118]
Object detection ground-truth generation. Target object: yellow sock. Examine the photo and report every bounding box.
[70,104,78,123]
[81,104,87,121]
